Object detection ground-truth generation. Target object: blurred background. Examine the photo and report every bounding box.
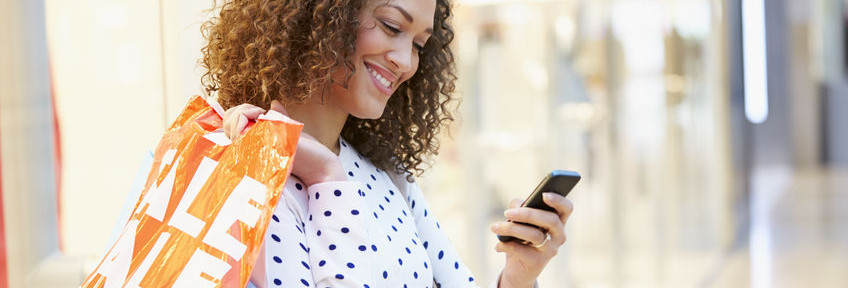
[1,0,847,287]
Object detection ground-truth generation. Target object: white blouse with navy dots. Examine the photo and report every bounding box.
[254,138,492,288]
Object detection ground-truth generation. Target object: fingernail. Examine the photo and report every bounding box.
[543,193,554,201]
[504,209,517,218]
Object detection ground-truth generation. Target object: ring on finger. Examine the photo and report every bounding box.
[533,233,551,248]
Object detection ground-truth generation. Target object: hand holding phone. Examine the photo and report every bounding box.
[497,170,581,242]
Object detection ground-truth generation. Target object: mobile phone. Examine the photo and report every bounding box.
[497,170,581,242]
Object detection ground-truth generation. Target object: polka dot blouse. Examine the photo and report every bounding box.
[254,138,492,288]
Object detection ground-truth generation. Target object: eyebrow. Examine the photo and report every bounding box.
[386,4,434,34]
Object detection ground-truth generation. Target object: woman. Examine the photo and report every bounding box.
[201,0,574,287]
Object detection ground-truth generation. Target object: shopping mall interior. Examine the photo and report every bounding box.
[1,0,847,287]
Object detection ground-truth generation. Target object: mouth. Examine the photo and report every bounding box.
[364,62,396,95]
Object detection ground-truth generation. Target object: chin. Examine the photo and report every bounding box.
[351,107,386,120]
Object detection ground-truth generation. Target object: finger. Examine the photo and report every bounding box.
[235,114,249,136]
[223,105,263,138]
[490,221,547,247]
[503,207,565,245]
[508,198,523,209]
[241,106,266,119]
[504,207,561,234]
[495,239,552,257]
[542,193,574,223]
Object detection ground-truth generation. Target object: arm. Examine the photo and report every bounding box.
[257,179,380,287]
[302,180,379,286]
[392,177,482,288]
[398,175,572,288]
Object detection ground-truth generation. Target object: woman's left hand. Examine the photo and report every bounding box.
[489,193,574,288]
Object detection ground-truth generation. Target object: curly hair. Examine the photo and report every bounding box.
[200,0,457,180]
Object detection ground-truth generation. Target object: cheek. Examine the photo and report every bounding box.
[354,26,384,54]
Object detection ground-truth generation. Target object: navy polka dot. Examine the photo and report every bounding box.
[264,144,478,287]
[469,277,474,282]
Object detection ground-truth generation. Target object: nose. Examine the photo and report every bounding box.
[386,40,414,74]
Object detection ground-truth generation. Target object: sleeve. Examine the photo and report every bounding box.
[401,182,541,288]
[301,181,380,287]
[262,179,379,288]
[260,181,320,287]
[398,179,482,288]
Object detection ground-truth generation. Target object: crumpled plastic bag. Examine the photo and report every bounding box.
[80,95,301,288]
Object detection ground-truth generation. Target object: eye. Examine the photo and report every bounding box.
[413,43,425,53]
[380,21,401,34]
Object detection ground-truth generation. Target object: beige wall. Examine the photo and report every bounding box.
[45,0,210,259]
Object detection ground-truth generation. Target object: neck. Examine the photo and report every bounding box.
[286,97,348,155]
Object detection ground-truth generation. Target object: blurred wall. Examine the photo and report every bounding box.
[45,0,210,258]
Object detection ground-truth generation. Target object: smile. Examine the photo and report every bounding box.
[364,62,396,93]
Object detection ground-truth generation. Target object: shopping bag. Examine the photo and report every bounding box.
[80,95,302,288]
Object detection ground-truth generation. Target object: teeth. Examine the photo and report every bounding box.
[367,65,392,88]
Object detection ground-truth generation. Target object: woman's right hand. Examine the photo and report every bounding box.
[222,101,347,187]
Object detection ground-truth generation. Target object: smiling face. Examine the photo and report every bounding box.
[325,0,437,119]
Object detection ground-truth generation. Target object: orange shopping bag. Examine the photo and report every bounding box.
[80,96,301,288]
